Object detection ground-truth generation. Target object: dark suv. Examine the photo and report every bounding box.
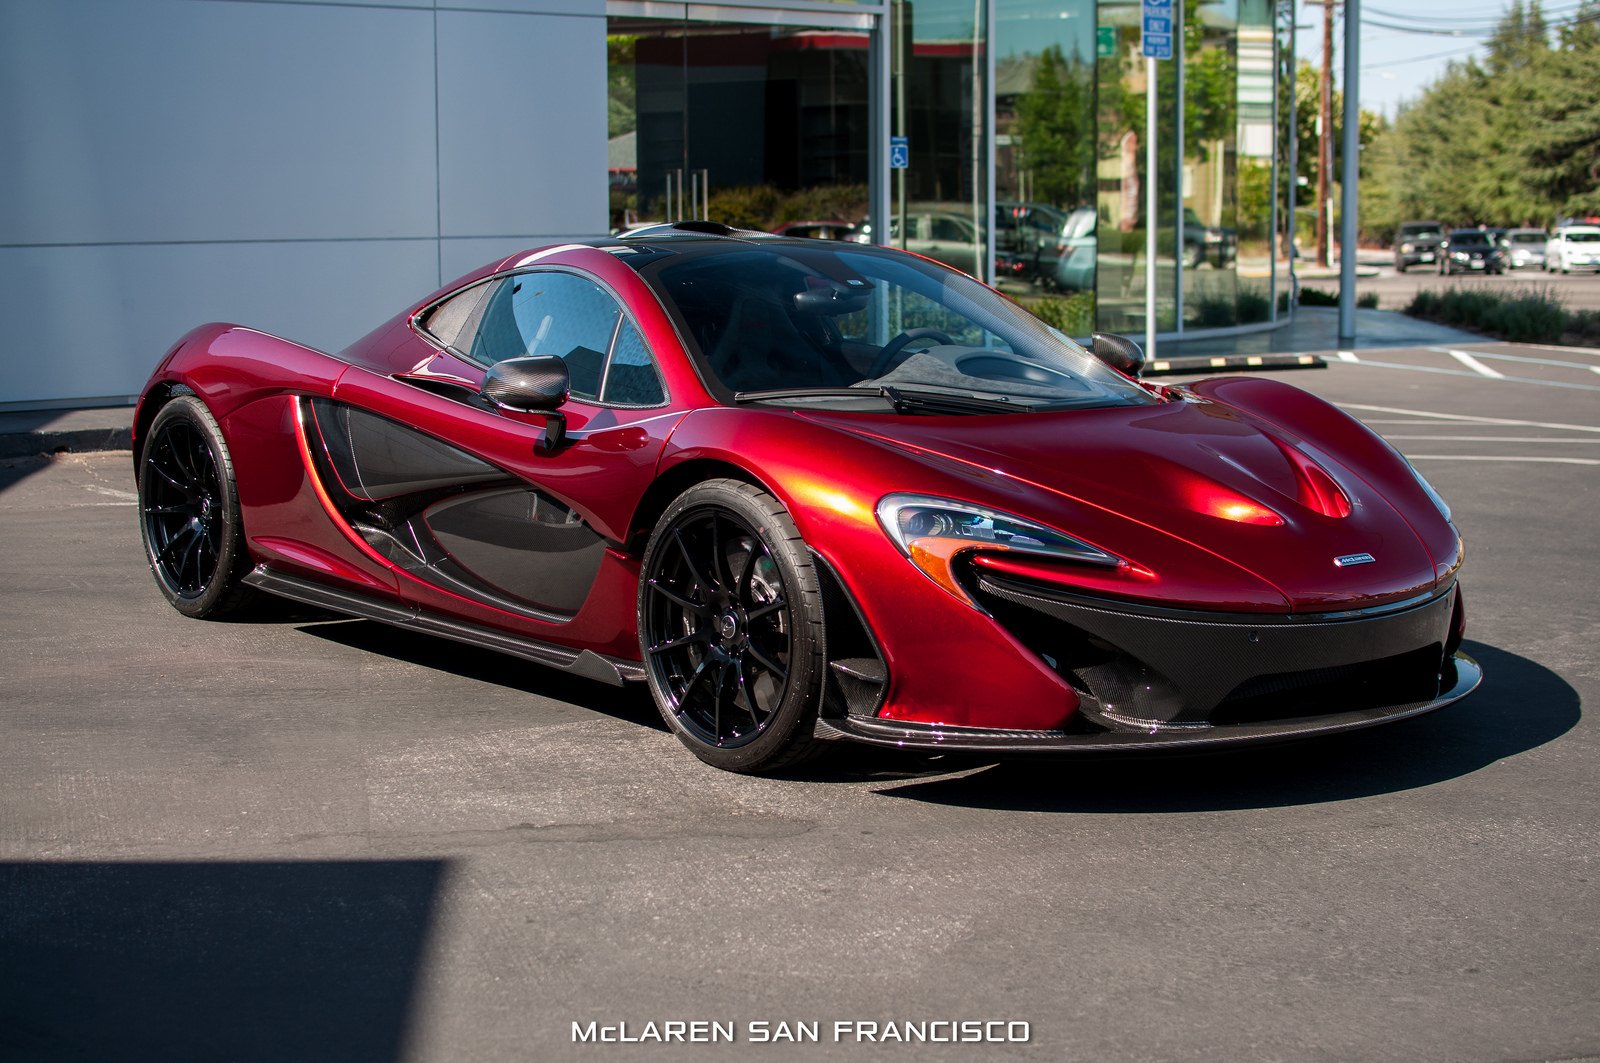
[1394,221,1445,272]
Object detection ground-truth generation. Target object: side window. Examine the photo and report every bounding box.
[469,272,620,400]
[466,270,666,406]
[602,320,666,406]
[420,280,495,351]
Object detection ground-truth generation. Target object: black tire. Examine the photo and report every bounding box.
[638,479,825,773]
[1395,259,1407,274]
[137,394,260,619]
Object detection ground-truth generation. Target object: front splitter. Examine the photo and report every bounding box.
[820,652,1481,754]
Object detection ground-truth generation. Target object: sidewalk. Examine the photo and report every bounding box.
[0,307,1484,458]
[0,406,134,460]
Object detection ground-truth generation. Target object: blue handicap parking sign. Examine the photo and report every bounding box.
[890,136,909,170]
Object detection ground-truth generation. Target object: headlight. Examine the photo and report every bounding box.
[1401,242,1414,253]
[876,494,1120,606]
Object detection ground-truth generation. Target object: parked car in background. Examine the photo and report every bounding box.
[1504,228,1548,270]
[996,202,1070,285]
[1393,221,1445,272]
[1052,207,1098,292]
[1546,224,1600,273]
[1183,207,1236,269]
[881,210,983,276]
[770,220,859,241]
[1439,229,1504,275]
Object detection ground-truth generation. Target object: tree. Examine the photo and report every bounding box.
[1359,0,1599,237]
[1013,46,1095,208]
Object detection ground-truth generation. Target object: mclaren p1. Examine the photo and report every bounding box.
[133,222,1479,772]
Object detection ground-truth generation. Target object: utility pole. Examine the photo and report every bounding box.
[1316,0,1335,269]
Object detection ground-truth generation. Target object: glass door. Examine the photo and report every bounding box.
[608,9,874,236]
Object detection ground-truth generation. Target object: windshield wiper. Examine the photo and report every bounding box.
[878,385,1031,415]
[733,385,1029,415]
[733,387,875,404]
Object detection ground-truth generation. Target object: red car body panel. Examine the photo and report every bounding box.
[133,233,1478,750]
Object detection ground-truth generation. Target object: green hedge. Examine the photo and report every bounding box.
[1405,285,1600,345]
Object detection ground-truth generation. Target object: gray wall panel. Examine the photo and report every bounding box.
[436,11,607,238]
[0,0,437,245]
[438,0,603,15]
[438,237,601,283]
[0,241,438,405]
[0,0,611,406]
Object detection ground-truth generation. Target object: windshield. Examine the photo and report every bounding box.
[625,240,1158,412]
[1566,232,1600,243]
[1450,231,1490,244]
[1401,226,1442,239]
[1510,232,1546,244]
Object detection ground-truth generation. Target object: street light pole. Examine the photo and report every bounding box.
[1316,0,1335,269]
[1338,0,1360,344]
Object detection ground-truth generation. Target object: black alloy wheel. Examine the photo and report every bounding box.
[138,395,258,618]
[639,479,825,772]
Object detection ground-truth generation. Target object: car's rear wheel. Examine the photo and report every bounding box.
[638,479,825,773]
[138,394,259,619]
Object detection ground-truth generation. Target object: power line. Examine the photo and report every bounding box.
[1363,44,1482,67]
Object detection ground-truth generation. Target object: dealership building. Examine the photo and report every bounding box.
[1,0,1299,409]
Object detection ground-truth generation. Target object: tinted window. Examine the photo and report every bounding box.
[420,281,494,351]
[1567,232,1600,243]
[632,242,1156,411]
[469,272,624,400]
[1510,233,1546,244]
[450,270,667,406]
[603,320,666,406]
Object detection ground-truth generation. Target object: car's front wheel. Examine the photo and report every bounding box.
[638,479,826,773]
[137,394,259,618]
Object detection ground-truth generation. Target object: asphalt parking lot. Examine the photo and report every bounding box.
[2,343,1597,1062]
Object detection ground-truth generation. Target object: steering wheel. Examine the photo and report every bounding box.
[868,328,955,378]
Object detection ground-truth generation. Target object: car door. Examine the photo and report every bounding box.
[311,264,685,649]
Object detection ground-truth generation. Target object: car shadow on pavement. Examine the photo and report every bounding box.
[0,858,448,1063]
[871,641,1580,812]
[297,618,670,733]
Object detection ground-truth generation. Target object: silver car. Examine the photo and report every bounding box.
[1505,228,1548,270]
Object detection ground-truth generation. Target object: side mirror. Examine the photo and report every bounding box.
[1090,332,1146,378]
[481,355,569,451]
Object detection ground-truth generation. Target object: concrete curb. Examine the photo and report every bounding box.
[0,409,135,460]
[0,427,133,460]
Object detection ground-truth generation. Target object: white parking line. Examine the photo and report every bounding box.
[1341,359,1600,392]
[1437,349,1600,372]
[1490,341,1600,357]
[1339,403,1600,434]
[1435,348,1507,378]
[1336,350,1360,363]
[1404,455,1600,465]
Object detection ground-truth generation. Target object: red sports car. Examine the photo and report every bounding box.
[134,223,1479,772]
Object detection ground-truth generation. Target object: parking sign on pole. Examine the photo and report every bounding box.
[1142,0,1173,59]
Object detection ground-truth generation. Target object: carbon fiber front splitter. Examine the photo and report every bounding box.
[819,652,1481,754]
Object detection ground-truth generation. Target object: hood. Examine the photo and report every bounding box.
[798,396,1446,612]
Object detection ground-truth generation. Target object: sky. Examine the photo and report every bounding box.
[1295,0,1581,118]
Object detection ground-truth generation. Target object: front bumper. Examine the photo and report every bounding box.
[825,653,1478,752]
[825,577,1479,753]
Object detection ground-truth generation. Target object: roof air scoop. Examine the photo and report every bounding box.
[1274,439,1353,518]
